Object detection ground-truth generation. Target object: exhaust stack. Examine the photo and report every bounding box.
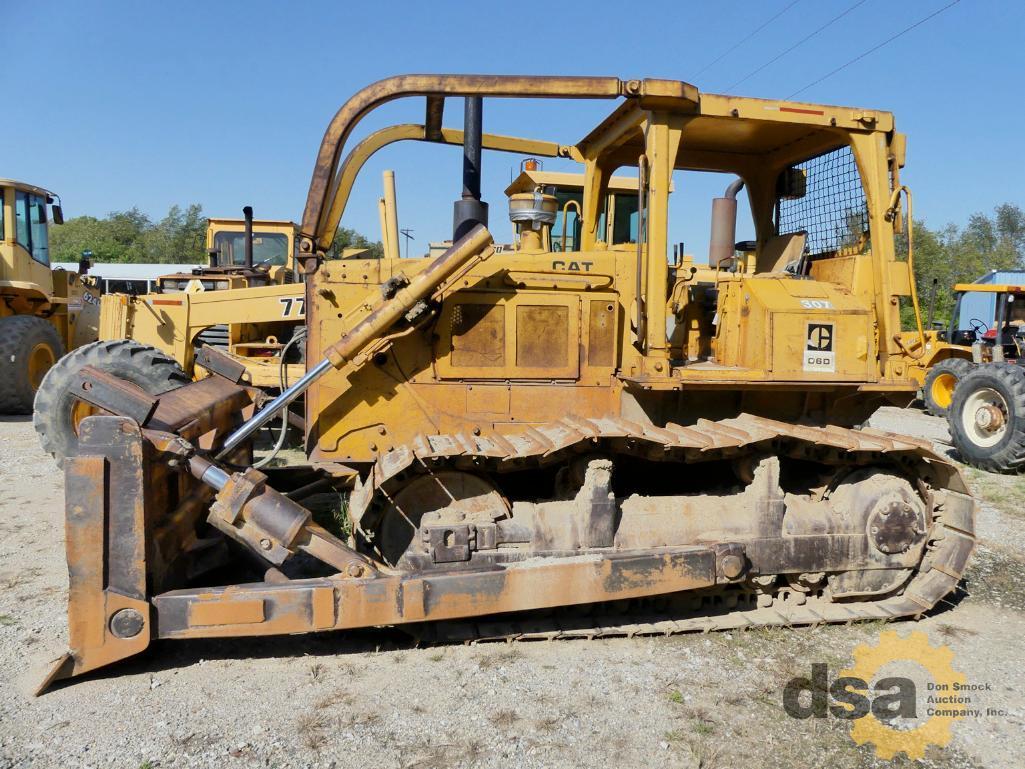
[708,179,745,266]
[243,205,254,268]
[453,96,488,241]
[382,170,400,260]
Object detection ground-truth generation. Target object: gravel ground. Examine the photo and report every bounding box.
[1,409,1023,769]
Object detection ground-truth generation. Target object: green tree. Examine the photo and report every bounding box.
[900,204,1024,329]
[53,208,383,264]
[142,204,207,263]
[325,226,384,260]
[50,208,151,263]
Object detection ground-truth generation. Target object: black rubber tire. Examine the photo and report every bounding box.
[33,339,190,466]
[0,315,65,415]
[948,363,1025,473]
[923,357,974,417]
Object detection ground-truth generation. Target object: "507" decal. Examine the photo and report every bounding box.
[279,297,306,318]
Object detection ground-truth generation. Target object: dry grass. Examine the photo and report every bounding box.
[296,712,331,750]
[533,712,563,732]
[400,742,481,769]
[490,709,519,728]
[692,740,723,769]
[314,691,352,710]
[476,645,524,670]
[965,467,1025,519]
[342,710,381,730]
[936,622,979,640]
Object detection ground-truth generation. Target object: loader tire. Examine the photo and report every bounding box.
[33,340,190,466]
[948,363,1025,473]
[0,315,65,415]
[923,357,974,416]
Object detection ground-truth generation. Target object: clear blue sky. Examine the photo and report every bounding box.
[5,0,1022,260]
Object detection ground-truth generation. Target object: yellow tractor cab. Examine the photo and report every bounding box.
[915,278,1025,471]
[922,281,1025,417]
[156,208,298,293]
[947,281,1025,362]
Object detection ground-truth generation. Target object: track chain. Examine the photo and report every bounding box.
[353,413,976,643]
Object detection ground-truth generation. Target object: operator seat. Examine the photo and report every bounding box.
[756,232,807,274]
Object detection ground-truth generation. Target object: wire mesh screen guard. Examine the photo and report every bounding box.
[777,145,869,257]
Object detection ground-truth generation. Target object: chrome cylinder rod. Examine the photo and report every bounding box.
[217,357,332,460]
[187,454,232,491]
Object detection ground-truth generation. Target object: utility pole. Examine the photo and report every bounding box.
[400,228,415,258]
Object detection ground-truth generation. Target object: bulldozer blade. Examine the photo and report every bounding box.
[39,417,153,694]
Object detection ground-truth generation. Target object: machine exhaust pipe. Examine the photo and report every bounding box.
[453,96,489,241]
[708,178,745,266]
[382,170,400,260]
[243,205,254,268]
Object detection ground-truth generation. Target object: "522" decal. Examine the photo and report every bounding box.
[279,297,306,318]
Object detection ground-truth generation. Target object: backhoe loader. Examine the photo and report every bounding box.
[37,75,975,692]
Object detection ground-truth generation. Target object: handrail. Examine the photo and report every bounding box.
[559,200,582,252]
[886,185,926,358]
[634,154,648,348]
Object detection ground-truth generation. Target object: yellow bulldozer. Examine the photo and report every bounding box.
[37,75,976,692]
[0,179,99,413]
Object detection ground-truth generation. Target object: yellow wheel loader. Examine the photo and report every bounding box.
[0,180,99,413]
[37,75,975,692]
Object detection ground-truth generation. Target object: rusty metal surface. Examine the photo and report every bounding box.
[152,546,716,639]
[194,346,248,383]
[148,376,254,443]
[351,414,974,644]
[71,365,158,425]
[39,417,153,693]
[154,416,972,642]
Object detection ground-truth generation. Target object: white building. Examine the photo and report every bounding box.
[53,262,203,295]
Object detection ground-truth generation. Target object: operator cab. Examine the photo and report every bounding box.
[157,215,299,293]
[0,179,64,291]
[947,283,1025,363]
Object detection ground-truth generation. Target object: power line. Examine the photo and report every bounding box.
[787,0,963,98]
[694,0,803,78]
[725,0,871,90]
